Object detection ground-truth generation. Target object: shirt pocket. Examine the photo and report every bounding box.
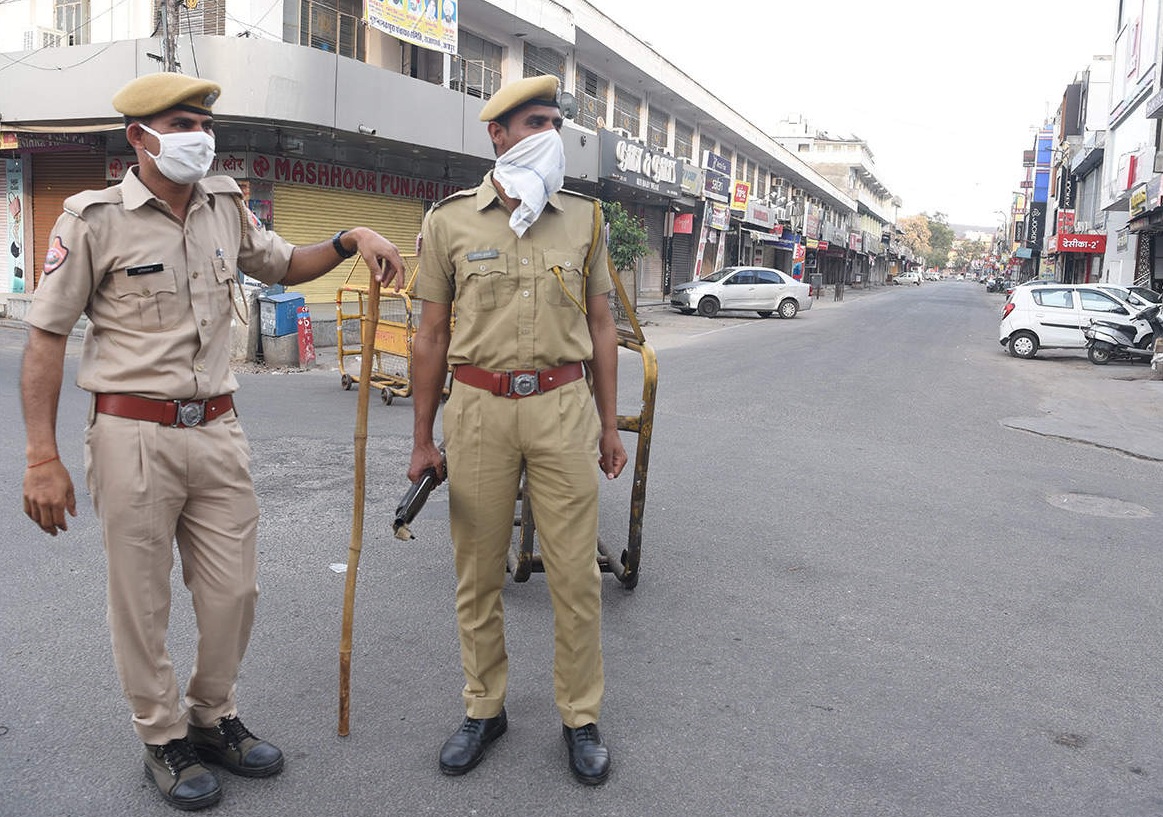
[544,250,586,309]
[107,267,181,332]
[212,255,240,318]
[458,253,512,311]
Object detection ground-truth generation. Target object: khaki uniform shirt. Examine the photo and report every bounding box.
[416,171,612,370]
[25,169,293,399]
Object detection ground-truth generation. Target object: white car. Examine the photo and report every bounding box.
[894,271,922,285]
[999,283,1151,359]
[670,266,812,319]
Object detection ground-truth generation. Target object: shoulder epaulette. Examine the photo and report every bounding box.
[61,186,122,218]
[429,187,477,212]
[560,188,599,203]
[200,175,244,197]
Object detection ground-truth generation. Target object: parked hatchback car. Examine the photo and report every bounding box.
[999,283,1151,359]
[670,266,812,318]
[893,271,923,286]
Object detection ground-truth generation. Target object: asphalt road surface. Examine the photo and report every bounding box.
[3,281,1163,817]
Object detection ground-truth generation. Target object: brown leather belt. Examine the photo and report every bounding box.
[95,393,235,427]
[453,362,584,398]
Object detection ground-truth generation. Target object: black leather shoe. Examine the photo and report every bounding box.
[438,709,507,775]
[562,723,610,785]
[188,715,284,778]
[144,738,222,811]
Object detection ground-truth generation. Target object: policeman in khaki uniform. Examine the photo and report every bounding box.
[20,73,405,811]
[409,75,628,785]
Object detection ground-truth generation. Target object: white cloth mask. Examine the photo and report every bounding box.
[492,128,566,237]
[140,123,216,185]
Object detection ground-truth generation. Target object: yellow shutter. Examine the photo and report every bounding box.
[272,185,423,307]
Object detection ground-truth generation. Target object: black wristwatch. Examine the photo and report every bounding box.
[332,230,357,259]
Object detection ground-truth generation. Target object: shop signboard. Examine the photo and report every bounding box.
[0,131,101,152]
[1025,201,1047,247]
[803,206,820,239]
[702,150,732,176]
[730,180,750,211]
[679,162,703,196]
[6,158,24,293]
[1129,181,1149,217]
[708,202,731,230]
[107,152,251,181]
[599,130,680,197]
[703,168,731,203]
[1058,233,1107,253]
[366,0,458,55]
[673,213,694,234]
[251,154,461,199]
[848,232,862,252]
[743,199,775,229]
[1056,209,1075,233]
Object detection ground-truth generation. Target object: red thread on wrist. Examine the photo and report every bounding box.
[27,454,60,469]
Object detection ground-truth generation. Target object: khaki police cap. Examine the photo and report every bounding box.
[112,73,221,118]
[478,74,559,122]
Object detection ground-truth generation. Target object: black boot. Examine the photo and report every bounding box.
[144,737,222,811]
[562,723,610,785]
[439,709,508,775]
[188,715,284,778]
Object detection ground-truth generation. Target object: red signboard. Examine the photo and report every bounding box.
[673,213,694,234]
[1057,233,1107,254]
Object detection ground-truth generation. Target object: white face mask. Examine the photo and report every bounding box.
[139,123,216,185]
[492,128,566,237]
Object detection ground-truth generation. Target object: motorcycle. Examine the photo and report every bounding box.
[1084,303,1163,365]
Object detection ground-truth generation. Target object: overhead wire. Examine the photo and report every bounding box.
[0,0,133,73]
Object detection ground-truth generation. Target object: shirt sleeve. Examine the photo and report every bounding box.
[413,208,455,304]
[235,197,293,286]
[586,214,614,298]
[24,211,98,335]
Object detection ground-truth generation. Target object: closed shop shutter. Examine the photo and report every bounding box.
[670,230,694,287]
[31,151,105,290]
[639,206,665,299]
[272,184,423,307]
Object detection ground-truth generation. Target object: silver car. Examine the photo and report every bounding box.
[670,266,813,319]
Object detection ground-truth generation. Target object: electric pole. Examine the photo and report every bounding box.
[160,0,180,71]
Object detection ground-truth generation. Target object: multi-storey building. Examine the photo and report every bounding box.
[770,116,907,285]
[1,0,896,338]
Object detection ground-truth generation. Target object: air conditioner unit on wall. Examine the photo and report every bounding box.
[24,27,65,50]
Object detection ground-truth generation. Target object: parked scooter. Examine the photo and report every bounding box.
[1084,303,1163,365]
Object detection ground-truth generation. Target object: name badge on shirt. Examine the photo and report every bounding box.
[466,249,500,262]
[126,262,165,277]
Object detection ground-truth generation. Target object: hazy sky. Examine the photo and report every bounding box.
[587,0,1119,227]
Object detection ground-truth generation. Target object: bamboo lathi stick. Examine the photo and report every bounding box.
[338,275,381,736]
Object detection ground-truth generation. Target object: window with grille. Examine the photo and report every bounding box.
[674,120,693,161]
[176,0,224,36]
[739,156,749,183]
[55,0,90,44]
[522,44,565,85]
[574,66,608,130]
[756,168,767,199]
[453,30,502,99]
[612,86,641,137]
[300,0,364,60]
[647,107,668,151]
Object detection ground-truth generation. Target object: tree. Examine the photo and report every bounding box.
[899,214,932,260]
[926,212,955,270]
[601,200,649,312]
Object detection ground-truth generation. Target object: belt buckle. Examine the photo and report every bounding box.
[174,400,205,427]
[510,372,539,397]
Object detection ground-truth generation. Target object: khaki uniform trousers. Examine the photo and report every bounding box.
[443,378,604,728]
[84,411,259,746]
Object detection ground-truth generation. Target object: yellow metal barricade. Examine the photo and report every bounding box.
[335,254,421,405]
[508,259,658,589]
